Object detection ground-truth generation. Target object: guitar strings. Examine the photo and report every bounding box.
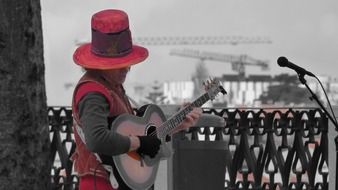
[145,82,221,138]
[147,104,197,139]
[147,109,190,139]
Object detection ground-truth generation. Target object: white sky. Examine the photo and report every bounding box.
[41,0,338,106]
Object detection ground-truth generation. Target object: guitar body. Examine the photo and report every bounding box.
[111,104,168,190]
[110,79,226,189]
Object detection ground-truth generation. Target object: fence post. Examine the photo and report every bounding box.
[329,106,338,190]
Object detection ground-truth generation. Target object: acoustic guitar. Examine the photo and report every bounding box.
[110,79,226,190]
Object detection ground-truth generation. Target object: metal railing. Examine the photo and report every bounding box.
[48,106,330,190]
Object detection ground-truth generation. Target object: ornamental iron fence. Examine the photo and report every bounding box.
[48,106,330,190]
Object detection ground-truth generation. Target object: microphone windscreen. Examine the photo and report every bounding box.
[277,56,288,67]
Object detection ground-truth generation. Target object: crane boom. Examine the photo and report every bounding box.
[76,36,271,46]
[133,36,271,46]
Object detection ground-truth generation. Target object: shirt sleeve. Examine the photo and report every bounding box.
[78,92,131,156]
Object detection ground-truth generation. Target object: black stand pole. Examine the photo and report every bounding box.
[297,74,338,128]
[297,73,338,189]
[336,136,338,190]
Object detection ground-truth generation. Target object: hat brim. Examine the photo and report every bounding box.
[73,43,148,70]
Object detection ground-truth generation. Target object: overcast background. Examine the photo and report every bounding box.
[41,0,338,106]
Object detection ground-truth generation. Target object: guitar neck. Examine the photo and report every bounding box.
[158,93,210,139]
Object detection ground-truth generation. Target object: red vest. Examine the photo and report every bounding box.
[71,72,134,180]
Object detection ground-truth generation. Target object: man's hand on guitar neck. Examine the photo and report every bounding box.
[170,103,203,135]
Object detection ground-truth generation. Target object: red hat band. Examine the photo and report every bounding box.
[91,28,132,57]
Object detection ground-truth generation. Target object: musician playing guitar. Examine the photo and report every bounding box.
[71,9,202,190]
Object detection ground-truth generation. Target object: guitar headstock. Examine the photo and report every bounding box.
[203,78,227,100]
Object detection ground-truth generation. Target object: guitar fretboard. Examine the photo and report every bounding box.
[157,93,210,139]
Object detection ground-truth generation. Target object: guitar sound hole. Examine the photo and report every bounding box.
[146,125,157,137]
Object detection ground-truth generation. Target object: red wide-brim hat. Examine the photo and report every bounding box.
[73,9,148,70]
[73,43,148,70]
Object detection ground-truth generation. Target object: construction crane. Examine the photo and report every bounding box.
[133,36,272,46]
[170,49,269,77]
[75,35,272,46]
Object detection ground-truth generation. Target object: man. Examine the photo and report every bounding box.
[71,9,202,190]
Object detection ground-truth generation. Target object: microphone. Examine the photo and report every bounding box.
[277,56,315,77]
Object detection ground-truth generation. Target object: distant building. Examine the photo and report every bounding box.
[307,76,338,106]
[220,74,338,106]
[219,74,275,106]
[163,81,194,104]
[127,74,338,107]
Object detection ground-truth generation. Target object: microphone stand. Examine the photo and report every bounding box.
[297,73,338,189]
